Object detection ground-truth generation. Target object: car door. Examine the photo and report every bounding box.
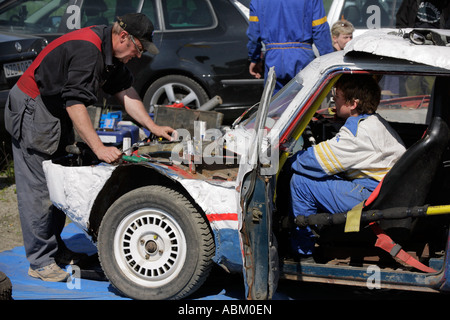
[237,67,278,300]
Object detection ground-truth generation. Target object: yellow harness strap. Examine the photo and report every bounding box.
[344,201,364,232]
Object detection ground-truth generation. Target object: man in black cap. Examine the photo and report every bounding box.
[117,13,159,55]
[4,13,174,282]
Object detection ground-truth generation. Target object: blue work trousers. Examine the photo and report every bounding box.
[290,173,373,255]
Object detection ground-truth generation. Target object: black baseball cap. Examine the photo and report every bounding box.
[117,13,159,55]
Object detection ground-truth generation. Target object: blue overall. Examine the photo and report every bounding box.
[247,0,333,92]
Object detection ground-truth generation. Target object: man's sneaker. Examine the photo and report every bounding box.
[28,263,70,282]
[55,249,88,265]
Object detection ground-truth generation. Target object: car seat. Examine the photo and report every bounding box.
[189,0,213,27]
[364,76,450,241]
[309,77,450,257]
[343,5,362,27]
[83,0,109,27]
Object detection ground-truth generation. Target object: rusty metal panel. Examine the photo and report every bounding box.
[154,106,223,136]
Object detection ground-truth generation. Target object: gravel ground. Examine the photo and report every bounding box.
[0,178,22,252]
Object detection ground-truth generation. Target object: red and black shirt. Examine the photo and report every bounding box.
[18,25,133,108]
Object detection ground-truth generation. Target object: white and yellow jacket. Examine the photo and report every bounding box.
[291,113,406,191]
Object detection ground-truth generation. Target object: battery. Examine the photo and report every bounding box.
[97,124,139,146]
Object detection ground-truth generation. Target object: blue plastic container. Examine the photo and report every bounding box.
[99,111,123,130]
[97,124,139,146]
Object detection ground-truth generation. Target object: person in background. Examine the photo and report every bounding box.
[247,0,333,93]
[396,1,449,97]
[331,19,354,51]
[396,0,450,29]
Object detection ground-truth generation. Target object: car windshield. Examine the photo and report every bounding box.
[0,0,156,34]
[0,0,71,34]
[242,76,303,131]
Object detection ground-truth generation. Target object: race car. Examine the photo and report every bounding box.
[44,28,450,299]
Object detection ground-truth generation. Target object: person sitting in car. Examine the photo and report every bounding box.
[289,74,406,257]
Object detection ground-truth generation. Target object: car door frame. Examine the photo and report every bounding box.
[237,67,279,300]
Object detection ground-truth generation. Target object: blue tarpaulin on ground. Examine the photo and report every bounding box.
[1,223,433,302]
[0,223,309,301]
[0,224,130,300]
[0,223,254,300]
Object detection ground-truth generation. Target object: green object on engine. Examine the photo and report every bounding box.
[122,155,149,163]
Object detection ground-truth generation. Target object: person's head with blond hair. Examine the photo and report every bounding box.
[331,19,354,51]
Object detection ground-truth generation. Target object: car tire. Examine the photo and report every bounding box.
[0,271,12,300]
[97,185,215,300]
[143,75,209,111]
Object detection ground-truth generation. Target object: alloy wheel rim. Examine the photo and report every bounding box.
[113,208,187,287]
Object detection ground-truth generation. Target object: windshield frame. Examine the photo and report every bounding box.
[242,74,304,131]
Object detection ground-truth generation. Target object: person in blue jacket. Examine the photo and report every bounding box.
[247,0,334,93]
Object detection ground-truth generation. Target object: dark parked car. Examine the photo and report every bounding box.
[0,30,47,163]
[0,0,263,124]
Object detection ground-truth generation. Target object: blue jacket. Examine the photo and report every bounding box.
[247,0,333,90]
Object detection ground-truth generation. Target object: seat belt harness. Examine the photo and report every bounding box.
[369,222,437,273]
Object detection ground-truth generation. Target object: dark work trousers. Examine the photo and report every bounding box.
[6,85,69,269]
[12,139,67,269]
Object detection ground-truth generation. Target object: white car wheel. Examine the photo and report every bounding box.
[98,185,215,300]
[113,208,187,287]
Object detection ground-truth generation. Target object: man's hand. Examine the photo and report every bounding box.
[148,124,176,141]
[67,103,123,163]
[116,87,177,141]
[94,145,123,163]
[249,61,263,79]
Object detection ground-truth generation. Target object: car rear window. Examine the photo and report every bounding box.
[162,0,215,30]
[377,74,434,125]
